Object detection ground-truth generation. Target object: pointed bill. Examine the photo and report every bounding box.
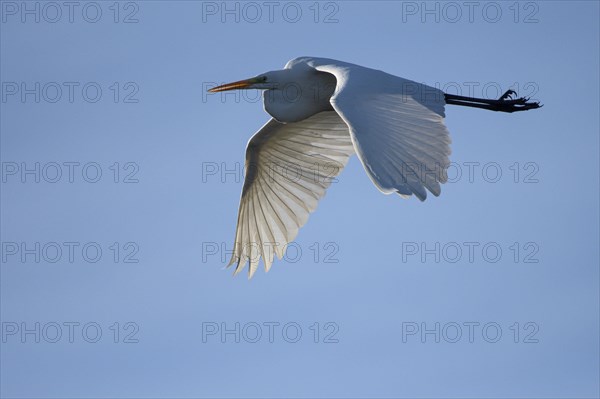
[208,78,259,93]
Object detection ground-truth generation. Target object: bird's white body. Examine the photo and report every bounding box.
[259,57,447,123]
[209,57,540,277]
[212,57,453,277]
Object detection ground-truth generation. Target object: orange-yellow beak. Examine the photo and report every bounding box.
[208,78,259,93]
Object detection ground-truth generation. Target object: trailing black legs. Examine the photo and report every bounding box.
[445,90,542,113]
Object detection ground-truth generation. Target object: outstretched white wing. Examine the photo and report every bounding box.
[299,57,452,201]
[229,111,353,278]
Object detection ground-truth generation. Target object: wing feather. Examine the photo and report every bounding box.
[229,111,353,278]
[302,57,452,201]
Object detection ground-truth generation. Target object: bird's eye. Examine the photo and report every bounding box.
[261,76,267,82]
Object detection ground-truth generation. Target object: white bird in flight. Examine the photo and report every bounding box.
[209,57,541,278]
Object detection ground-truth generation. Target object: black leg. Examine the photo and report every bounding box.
[445,90,542,113]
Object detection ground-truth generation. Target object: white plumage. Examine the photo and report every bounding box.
[208,56,539,278]
[230,111,354,277]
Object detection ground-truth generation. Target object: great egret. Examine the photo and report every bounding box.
[208,57,541,278]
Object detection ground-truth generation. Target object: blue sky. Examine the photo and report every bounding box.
[1,1,599,398]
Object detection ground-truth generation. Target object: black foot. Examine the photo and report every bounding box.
[496,91,542,113]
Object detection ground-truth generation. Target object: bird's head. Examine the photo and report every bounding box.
[208,70,291,92]
[208,67,336,122]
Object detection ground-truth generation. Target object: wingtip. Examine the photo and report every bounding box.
[232,257,246,277]
[227,254,238,268]
[247,270,255,280]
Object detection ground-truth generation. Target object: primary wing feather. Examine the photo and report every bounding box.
[230,111,353,278]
